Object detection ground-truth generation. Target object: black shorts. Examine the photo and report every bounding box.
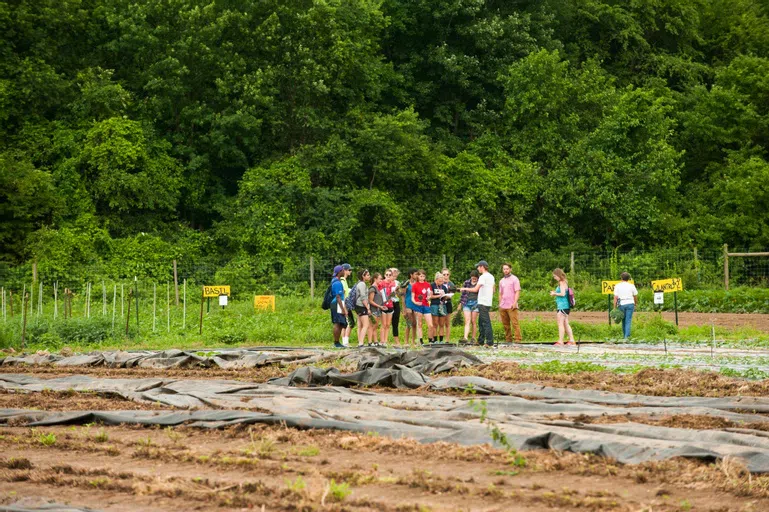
[354,305,369,316]
[331,310,348,326]
[380,307,394,315]
[557,308,571,316]
[445,301,453,314]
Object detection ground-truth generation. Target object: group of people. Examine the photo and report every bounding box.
[327,262,640,348]
[327,260,524,349]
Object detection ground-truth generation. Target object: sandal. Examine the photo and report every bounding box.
[554,342,565,346]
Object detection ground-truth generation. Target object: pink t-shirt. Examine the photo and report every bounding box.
[378,280,397,309]
[498,274,521,309]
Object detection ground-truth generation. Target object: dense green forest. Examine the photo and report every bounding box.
[2,0,769,281]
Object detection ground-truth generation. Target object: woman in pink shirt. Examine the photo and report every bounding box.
[377,270,398,347]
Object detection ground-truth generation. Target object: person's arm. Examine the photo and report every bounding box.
[614,294,619,308]
[512,289,520,309]
[462,282,482,293]
[633,286,639,306]
[499,281,504,301]
[336,292,347,315]
[360,284,370,311]
[551,281,567,297]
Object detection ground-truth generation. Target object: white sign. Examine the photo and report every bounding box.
[654,292,664,305]
[218,294,228,306]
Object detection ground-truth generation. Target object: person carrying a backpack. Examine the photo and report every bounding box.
[550,268,575,346]
[340,263,354,347]
[329,265,348,348]
[350,269,371,347]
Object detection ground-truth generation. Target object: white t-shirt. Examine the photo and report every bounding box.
[477,272,495,307]
[614,281,638,306]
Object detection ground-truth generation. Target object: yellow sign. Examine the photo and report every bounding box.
[651,278,682,293]
[253,295,276,312]
[601,280,635,295]
[203,285,230,298]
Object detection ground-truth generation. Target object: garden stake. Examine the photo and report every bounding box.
[112,284,116,331]
[664,337,667,355]
[53,282,57,320]
[183,279,186,330]
[153,283,157,332]
[102,281,107,315]
[167,282,170,332]
[21,292,28,349]
[125,290,132,336]
[199,286,205,335]
[121,284,124,318]
[38,281,43,315]
[9,290,13,318]
[134,277,140,332]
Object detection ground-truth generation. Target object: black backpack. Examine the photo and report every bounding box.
[321,279,337,310]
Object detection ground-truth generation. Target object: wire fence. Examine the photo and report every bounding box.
[1,248,768,299]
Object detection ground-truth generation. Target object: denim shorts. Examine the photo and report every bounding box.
[463,300,479,313]
[412,304,431,315]
[430,304,447,317]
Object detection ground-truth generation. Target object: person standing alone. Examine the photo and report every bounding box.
[461,261,495,347]
[613,272,638,339]
[498,263,522,343]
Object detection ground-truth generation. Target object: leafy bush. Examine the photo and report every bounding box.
[55,317,113,344]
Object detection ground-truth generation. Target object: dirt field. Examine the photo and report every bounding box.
[5,358,769,510]
[519,310,769,332]
[2,416,769,512]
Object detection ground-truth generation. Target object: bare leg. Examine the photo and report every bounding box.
[471,312,479,340]
[556,312,565,344]
[381,314,391,347]
[414,312,424,342]
[463,310,472,339]
[357,315,369,346]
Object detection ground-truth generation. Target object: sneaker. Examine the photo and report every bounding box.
[333,342,344,348]
[469,338,476,345]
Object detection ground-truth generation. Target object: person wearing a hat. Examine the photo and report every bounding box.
[330,265,348,348]
[340,263,354,346]
[460,260,495,347]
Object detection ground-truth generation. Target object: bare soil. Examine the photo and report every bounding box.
[1,422,768,511]
[519,310,769,332]
[555,412,769,433]
[5,362,769,398]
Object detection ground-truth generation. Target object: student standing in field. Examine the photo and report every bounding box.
[390,268,402,348]
[459,270,480,343]
[340,263,354,347]
[378,270,397,347]
[498,263,522,343]
[401,268,418,349]
[411,269,433,345]
[613,272,638,339]
[461,261,495,347]
[550,268,575,346]
[429,272,447,343]
[368,272,385,345]
[441,268,455,343]
[330,265,348,348]
[353,269,371,347]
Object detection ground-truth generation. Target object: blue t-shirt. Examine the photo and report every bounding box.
[555,285,570,310]
[404,283,414,309]
[330,277,345,306]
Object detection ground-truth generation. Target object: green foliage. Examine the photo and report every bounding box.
[328,479,352,502]
[2,0,769,275]
[38,433,57,446]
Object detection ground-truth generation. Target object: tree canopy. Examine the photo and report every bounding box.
[2,0,769,275]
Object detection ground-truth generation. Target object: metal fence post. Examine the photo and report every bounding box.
[310,257,315,299]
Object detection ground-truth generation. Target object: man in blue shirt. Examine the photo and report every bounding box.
[330,265,348,348]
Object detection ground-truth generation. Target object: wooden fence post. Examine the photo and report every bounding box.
[723,244,729,291]
[570,252,575,274]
